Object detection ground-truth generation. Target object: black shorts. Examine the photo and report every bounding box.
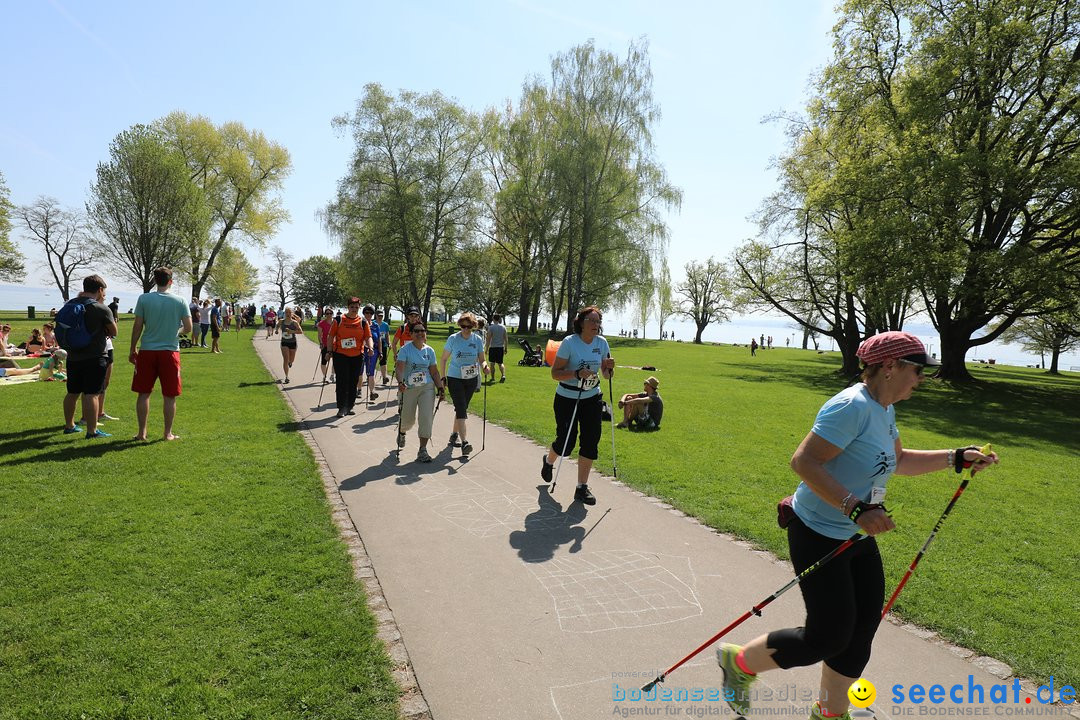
[281,340,297,350]
[379,344,388,365]
[488,346,505,364]
[551,392,602,460]
[67,356,108,396]
[106,349,114,365]
[211,325,221,339]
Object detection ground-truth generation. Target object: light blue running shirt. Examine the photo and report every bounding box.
[444,331,484,380]
[792,383,899,539]
[397,342,437,386]
[554,333,610,400]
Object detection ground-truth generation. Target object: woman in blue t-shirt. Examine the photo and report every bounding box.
[394,321,445,463]
[438,312,488,458]
[539,305,614,506]
[714,331,998,720]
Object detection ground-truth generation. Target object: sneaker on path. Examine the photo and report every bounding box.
[809,701,852,720]
[417,447,432,463]
[540,454,553,482]
[461,442,473,457]
[717,643,756,716]
[330,374,336,382]
[449,432,459,447]
[574,484,596,505]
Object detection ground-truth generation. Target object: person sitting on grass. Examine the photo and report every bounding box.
[616,376,664,430]
[39,349,67,381]
[42,323,58,350]
[25,328,46,353]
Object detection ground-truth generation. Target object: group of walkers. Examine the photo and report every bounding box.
[45,274,1007,718]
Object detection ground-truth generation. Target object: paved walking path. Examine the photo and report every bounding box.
[254,334,1069,720]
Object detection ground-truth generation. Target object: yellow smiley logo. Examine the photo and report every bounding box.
[848,678,877,709]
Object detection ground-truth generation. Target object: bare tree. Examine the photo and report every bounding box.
[676,258,734,344]
[17,196,93,301]
[263,245,294,311]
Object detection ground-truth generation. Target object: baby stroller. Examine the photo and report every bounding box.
[518,339,545,367]
[179,333,194,349]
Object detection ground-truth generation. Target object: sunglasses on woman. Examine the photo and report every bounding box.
[459,323,473,329]
[898,358,925,376]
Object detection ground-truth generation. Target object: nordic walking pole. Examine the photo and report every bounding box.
[482,371,487,451]
[551,381,584,492]
[881,443,993,618]
[642,532,865,692]
[606,353,617,478]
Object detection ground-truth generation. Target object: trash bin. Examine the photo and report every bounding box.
[27,306,35,320]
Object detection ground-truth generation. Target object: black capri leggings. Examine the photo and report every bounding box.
[332,353,363,412]
[446,376,476,419]
[766,516,884,678]
[551,392,602,460]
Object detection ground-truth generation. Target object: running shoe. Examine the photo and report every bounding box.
[335,411,345,419]
[63,425,83,435]
[99,413,119,421]
[370,392,379,400]
[345,408,356,415]
[540,455,553,482]
[86,429,112,439]
[574,485,596,505]
[449,432,459,447]
[461,442,473,457]
[810,702,852,720]
[500,376,506,383]
[284,378,290,384]
[397,432,407,449]
[417,447,432,463]
[717,643,756,716]
[330,374,336,382]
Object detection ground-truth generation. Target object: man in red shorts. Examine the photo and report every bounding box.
[129,267,192,441]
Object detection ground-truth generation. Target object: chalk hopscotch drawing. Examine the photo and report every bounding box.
[406,467,577,538]
[528,550,702,633]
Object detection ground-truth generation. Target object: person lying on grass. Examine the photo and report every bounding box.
[0,363,44,378]
[616,376,664,430]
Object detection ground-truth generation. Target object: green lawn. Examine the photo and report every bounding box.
[4,310,1077,701]
[0,312,400,720]
[454,330,1079,688]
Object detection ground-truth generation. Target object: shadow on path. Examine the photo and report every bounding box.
[508,485,589,563]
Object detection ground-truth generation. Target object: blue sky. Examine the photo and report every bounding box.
[2,0,837,295]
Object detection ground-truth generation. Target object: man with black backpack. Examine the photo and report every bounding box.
[59,274,117,439]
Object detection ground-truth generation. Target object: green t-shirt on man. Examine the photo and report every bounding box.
[134,291,190,351]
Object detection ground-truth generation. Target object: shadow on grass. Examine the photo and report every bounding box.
[1,436,141,466]
[508,484,589,563]
[238,380,279,388]
[0,425,63,462]
[745,361,1080,451]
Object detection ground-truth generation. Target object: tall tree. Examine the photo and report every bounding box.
[324,84,487,321]
[292,255,345,313]
[87,125,209,291]
[16,196,93,300]
[997,310,1080,374]
[546,40,681,331]
[263,245,294,311]
[676,258,733,344]
[0,171,25,282]
[205,244,259,304]
[655,258,676,340]
[814,0,1080,380]
[159,112,292,300]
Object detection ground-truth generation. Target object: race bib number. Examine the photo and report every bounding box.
[408,371,427,387]
[342,337,357,349]
[461,364,479,379]
[581,373,600,390]
[283,331,294,340]
[870,486,887,505]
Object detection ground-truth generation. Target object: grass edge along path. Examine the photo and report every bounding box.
[0,319,402,720]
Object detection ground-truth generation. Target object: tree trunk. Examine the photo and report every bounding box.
[936,341,973,381]
[837,332,861,377]
[1049,346,1061,374]
[694,321,706,344]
